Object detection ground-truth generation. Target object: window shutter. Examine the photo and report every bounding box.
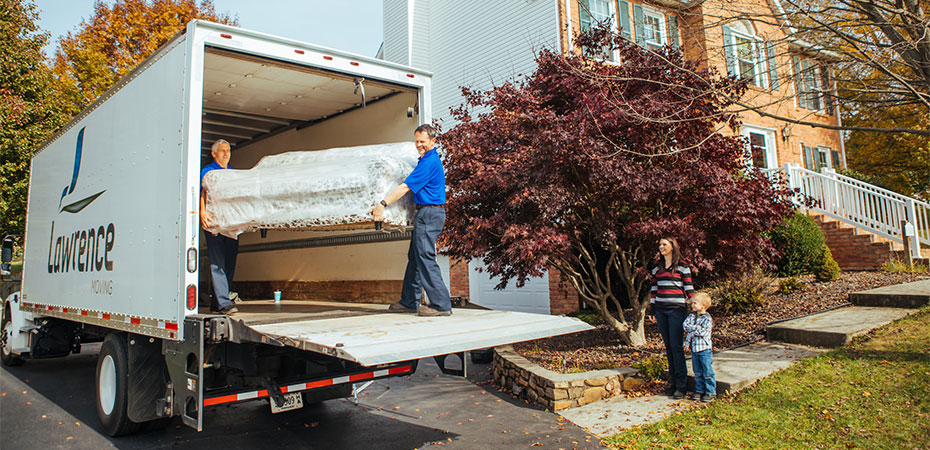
[633,4,645,46]
[803,145,814,170]
[766,42,779,90]
[721,26,736,77]
[668,15,679,48]
[792,56,807,109]
[831,149,842,169]
[579,0,592,32]
[821,65,834,113]
[618,0,632,40]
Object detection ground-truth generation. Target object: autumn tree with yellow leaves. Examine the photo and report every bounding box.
[53,0,237,109]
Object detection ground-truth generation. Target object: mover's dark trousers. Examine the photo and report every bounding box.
[399,207,451,311]
[655,307,688,391]
[205,231,238,311]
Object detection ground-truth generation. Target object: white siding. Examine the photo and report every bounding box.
[382,0,560,126]
[426,1,560,126]
[382,0,409,64]
[410,0,431,69]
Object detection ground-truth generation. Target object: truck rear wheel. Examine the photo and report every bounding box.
[96,333,140,436]
[1,306,25,366]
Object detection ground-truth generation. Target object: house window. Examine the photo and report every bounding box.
[641,7,665,47]
[722,21,768,89]
[803,144,834,170]
[748,132,768,169]
[579,0,619,62]
[793,56,830,112]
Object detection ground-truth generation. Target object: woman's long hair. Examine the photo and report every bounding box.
[659,237,681,268]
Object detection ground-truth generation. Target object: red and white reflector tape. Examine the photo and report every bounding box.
[204,365,413,407]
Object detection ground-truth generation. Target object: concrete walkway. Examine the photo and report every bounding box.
[559,278,928,437]
[559,342,823,436]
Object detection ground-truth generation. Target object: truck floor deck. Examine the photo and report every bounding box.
[200,300,592,366]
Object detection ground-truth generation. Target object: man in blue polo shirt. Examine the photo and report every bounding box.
[371,124,451,316]
[200,139,238,315]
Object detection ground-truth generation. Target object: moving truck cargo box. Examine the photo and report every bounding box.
[3,20,592,436]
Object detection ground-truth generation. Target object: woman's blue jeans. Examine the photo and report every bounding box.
[655,307,687,390]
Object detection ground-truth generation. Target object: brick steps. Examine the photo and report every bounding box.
[809,213,899,270]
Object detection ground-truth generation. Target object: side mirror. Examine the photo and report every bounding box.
[1,237,13,263]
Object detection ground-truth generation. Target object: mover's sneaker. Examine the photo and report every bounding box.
[388,302,416,313]
[213,305,238,315]
[417,305,452,317]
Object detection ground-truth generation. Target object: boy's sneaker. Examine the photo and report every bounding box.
[689,392,703,401]
[701,393,717,403]
[664,386,677,396]
[671,390,686,400]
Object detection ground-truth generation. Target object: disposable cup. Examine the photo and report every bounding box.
[274,290,282,302]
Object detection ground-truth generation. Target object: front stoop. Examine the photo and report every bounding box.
[766,306,916,348]
[849,279,930,308]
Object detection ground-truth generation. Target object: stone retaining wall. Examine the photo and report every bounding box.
[493,346,645,411]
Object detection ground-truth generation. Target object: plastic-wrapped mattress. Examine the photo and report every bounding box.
[201,142,419,236]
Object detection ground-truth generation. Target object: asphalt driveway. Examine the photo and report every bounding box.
[0,343,603,449]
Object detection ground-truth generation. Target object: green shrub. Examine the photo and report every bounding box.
[771,212,827,277]
[632,355,667,382]
[713,268,770,314]
[568,309,603,326]
[881,258,930,274]
[778,276,804,294]
[813,245,841,281]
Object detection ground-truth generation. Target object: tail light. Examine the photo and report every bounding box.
[186,284,197,310]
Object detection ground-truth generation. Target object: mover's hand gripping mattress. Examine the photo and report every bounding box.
[201,142,419,236]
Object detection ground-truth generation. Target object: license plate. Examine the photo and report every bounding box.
[270,392,303,414]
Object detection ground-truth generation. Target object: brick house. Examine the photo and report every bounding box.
[380,0,844,315]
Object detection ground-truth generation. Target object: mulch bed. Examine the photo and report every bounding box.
[513,271,928,374]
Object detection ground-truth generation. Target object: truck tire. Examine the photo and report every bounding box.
[96,333,140,436]
[1,306,25,366]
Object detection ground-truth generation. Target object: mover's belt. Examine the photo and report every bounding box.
[415,204,445,209]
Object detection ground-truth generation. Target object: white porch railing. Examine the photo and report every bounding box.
[762,164,928,259]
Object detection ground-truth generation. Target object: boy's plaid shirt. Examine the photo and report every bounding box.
[683,312,713,353]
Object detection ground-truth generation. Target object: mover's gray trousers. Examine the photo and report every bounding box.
[205,231,238,311]
[400,207,451,311]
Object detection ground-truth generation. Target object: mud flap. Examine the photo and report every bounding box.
[126,333,168,423]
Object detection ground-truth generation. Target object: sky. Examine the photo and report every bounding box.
[33,0,384,59]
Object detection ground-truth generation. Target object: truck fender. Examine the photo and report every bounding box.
[3,292,34,356]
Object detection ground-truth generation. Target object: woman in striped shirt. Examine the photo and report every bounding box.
[649,237,695,399]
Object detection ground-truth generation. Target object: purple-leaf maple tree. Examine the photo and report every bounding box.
[440,31,796,346]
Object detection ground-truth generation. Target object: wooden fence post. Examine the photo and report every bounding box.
[901,220,913,268]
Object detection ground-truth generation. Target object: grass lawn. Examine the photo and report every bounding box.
[603,307,930,449]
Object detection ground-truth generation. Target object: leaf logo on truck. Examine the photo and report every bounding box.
[59,128,105,213]
[47,127,116,274]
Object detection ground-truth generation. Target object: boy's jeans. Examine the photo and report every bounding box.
[692,350,716,395]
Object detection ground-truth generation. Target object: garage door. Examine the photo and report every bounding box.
[468,259,550,314]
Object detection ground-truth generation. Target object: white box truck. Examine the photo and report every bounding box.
[0,21,590,436]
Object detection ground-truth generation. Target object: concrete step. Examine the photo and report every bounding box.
[686,342,823,394]
[560,342,822,436]
[766,306,916,348]
[849,279,930,308]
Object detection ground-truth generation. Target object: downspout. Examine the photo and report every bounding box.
[407,0,415,66]
[834,76,846,169]
[564,0,573,53]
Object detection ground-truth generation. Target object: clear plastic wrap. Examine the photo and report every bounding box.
[202,142,419,236]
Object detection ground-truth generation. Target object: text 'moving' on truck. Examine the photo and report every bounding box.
[0,21,591,436]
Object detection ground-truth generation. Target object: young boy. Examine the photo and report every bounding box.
[683,292,716,402]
